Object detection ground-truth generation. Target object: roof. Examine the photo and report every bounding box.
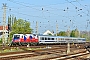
[43,30,54,35]
[0,26,8,30]
[38,35,68,38]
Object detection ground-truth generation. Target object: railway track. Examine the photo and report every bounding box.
[0,47,67,60]
[0,42,89,60]
[12,49,88,60]
[0,43,86,52]
[44,50,89,60]
[0,48,87,60]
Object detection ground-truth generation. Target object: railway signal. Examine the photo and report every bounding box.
[7,23,10,38]
[8,23,11,31]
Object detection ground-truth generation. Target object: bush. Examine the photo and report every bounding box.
[0,38,2,44]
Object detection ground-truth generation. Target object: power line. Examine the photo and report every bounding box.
[7,9,48,20]
[76,0,90,16]
[65,0,90,17]
[7,0,90,19]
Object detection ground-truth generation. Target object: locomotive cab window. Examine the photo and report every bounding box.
[22,36,23,38]
[14,35,20,39]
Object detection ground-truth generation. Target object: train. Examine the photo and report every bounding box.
[10,34,86,46]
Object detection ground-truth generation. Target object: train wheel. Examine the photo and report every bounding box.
[32,43,37,46]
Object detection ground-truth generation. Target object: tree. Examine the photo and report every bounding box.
[14,17,17,23]
[70,30,75,37]
[57,31,67,36]
[11,19,32,34]
[74,28,79,37]
[70,29,79,37]
[12,15,14,26]
[8,15,17,28]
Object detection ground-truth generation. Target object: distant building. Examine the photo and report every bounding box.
[0,26,8,39]
[43,30,54,35]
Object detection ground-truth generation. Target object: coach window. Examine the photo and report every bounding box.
[70,39,72,40]
[58,38,61,40]
[61,38,63,40]
[52,38,54,40]
[65,38,69,40]
[41,37,44,40]
[48,38,50,40]
[45,37,47,40]
[33,34,36,36]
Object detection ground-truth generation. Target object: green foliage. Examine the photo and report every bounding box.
[47,33,52,36]
[57,29,80,37]
[80,34,86,38]
[70,30,75,37]
[70,29,79,37]
[11,19,32,35]
[57,31,67,36]
[0,38,2,44]
[14,17,17,23]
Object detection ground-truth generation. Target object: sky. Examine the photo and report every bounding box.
[0,0,90,34]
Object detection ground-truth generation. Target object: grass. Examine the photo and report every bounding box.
[0,47,43,53]
[0,47,23,53]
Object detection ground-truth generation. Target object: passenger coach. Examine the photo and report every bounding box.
[38,35,86,44]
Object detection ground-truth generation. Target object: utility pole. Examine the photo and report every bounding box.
[2,3,7,46]
[67,43,70,54]
[79,30,80,37]
[56,20,58,36]
[67,26,70,37]
[36,21,38,34]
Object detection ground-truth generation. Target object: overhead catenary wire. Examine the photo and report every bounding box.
[65,0,90,17]
[7,9,48,20]
[7,0,90,20]
[7,0,74,20]
[75,0,90,16]
[6,0,90,19]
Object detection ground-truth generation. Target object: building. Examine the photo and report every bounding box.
[43,30,54,35]
[0,26,8,41]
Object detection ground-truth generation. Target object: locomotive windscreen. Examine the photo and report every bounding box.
[14,35,20,40]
